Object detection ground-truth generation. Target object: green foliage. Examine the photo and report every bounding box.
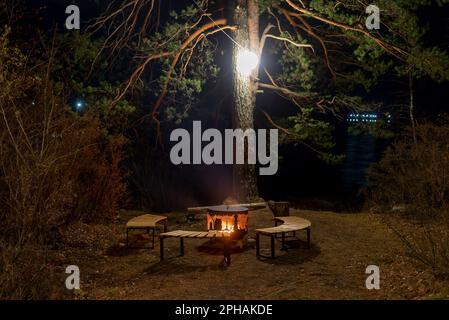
[83,81,136,134]
[275,33,319,92]
[259,0,449,158]
[281,108,345,165]
[34,32,136,135]
[138,4,220,123]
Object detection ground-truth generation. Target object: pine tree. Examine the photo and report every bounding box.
[92,0,449,201]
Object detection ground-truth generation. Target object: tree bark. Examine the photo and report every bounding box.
[231,0,259,201]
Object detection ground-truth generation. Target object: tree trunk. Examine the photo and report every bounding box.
[231,0,259,201]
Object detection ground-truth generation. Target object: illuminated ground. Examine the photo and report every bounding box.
[52,208,449,299]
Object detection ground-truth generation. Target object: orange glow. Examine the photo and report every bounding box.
[207,213,248,233]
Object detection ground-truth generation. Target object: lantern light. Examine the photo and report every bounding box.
[236,49,259,76]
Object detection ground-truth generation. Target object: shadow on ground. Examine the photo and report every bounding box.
[256,240,321,266]
[144,259,229,275]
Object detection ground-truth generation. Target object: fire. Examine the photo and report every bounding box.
[207,213,248,233]
[221,222,234,233]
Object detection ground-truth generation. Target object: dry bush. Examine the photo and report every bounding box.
[0,29,127,298]
[368,121,449,277]
[68,132,128,223]
[0,245,53,299]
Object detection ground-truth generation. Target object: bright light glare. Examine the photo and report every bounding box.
[75,100,85,112]
[236,49,259,76]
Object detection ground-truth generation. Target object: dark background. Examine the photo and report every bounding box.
[20,0,449,211]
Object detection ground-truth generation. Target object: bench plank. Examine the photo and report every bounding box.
[194,232,210,238]
[160,230,184,237]
[211,231,221,238]
[126,214,167,228]
[160,230,231,239]
[256,216,312,258]
[274,216,311,229]
[159,229,232,265]
[175,231,197,237]
[256,225,302,235]
[185,231,205,237]
[126,214,168,249]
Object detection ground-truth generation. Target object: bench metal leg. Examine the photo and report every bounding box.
[306,228,311,249]
[152,228,155,249]
[126,227,156,249]
[281,232,286,250]
[223,237,231,265]
[256,233,260,257]
[160,236,164,261]
[274,221,281,239]
[256,232,276,259]
[256,227,311,260]
[180,238,184,256]
[126,229,129,248]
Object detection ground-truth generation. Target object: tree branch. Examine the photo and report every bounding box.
[264,34,314,52]
[150,19,229,133]
[285,0,407,60]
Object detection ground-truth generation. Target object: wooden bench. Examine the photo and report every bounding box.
[126,214,168,249]
[159,230,232,265]
[255,216,311,259]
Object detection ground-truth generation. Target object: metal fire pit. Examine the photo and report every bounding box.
[206,205,249,240]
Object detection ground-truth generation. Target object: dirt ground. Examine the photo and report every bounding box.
[53,208,449,300]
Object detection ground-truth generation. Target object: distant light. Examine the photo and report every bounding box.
[236,49,259,76]
[73,99,86,112]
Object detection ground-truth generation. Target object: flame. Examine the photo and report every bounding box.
[207,213,248,233]
[222,222,234,233]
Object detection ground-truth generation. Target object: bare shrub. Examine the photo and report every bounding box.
[368,121,449,277]
[71,135,128,222]
[0,28,127,298]
[0,245,53,299]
